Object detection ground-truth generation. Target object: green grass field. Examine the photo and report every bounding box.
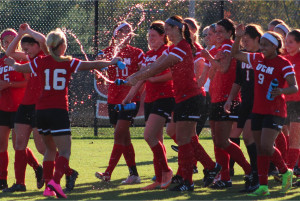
[1,127,300,200]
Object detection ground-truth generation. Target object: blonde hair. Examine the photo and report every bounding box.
[46,28,72,62]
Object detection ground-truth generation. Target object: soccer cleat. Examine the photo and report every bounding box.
[121,175,141,184]
[281,169,293,193]
[171,145,178,152]
[202,169,208,183]
[240,173,259,193]
[47,179,67,198]
[293,166,300,177]
[248,185,270,196]
[35,165,44,189]
[171,175,183,184]
[65,169,79,192]
[292,179,300,187]
[169,180,194,192]
[141,181,161,190]
[204,163,222,187]
[0,179,8,190]
[95,172,111,182]
[161,169,173,189]
[43,187,56,197]
[193,165,198,174]
[151,175,156,181]
[2,184,26,193]
[210,180,232,189]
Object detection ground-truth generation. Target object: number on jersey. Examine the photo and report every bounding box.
[258,73,264,84]
[115,67,128,77]
[44,69,66,90]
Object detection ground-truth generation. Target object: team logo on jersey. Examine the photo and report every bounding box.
[123,58,131,65]
[256,64,274,75]
[145,55,157,63]
[241,62,253,69]
[0,66,14,74]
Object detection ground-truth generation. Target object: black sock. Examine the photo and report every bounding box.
[246,143,257,172]
[129,166,138,176]
[229,137,240,169]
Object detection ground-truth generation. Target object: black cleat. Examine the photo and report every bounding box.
[171,145,178,152]
[0,179,8,190]
[204,163,222,187]
[193,165,198,174]
[169,180,194,191]
[3,184,26,192]
[35,165,44,189]
[65,169,79,192]
[210,180,232,189]
[239,173,259,193]
[171,175,183,184]
[202,169,208,183]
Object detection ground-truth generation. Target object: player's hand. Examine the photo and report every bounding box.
[236,24,245,38]
[215,51,225,60]
[200,49,210,60]
[4,57,15,66]
[223,100,231,114]
[122,98,131,105]
[270,88,283,98]
[18,23,29,35]
[110,57,122,65]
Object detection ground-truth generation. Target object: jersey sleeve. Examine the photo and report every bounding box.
[70,58,82,73]
[281,60,295,78]
[169,42,189,62]
[221,42,232,54]
[194,51,205,63]
[137,50,144,64]
[29,56,43,76]
[247,52,263,68]
[234,61,242,85]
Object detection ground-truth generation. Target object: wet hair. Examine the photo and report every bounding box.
[245,24,264,42]
[46,28,72,62]
[184,17,200,44]
[288,29,300,43]
[263,31,283,55]
[110,21,133,46]
[269,19,285,27]
[21,35,39,46]
[166,15,196,54]
[149,20,169,45]
[217,18,235,40]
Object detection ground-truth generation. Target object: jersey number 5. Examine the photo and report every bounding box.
[44,69,66,90]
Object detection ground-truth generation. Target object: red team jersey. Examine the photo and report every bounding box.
[102,45,143,104]
[22,51,45,105]
[284,52,300,102]
[209,39,241,103]
[247,53,295,117]
[29,56,81,110]
[0,55,26,111]
[142,44,174,103]
[163,40,201,103]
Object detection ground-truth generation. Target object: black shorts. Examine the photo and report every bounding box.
[0,110,16,129]
[15,104,37,128]
[287,101,300,123]
[108,102,140,125]
[144,97,175,123]
[209,101,240,121]
[251,113,285,131]
[36,109,71,136]
[173,95,205,122]
[237,103,253,128]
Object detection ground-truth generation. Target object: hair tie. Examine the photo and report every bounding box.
[261,33,279,47]
[275,24,289,35]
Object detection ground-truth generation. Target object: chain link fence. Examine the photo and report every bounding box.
[0,0,298,135]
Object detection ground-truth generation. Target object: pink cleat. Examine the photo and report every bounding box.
[43,187,56,197]
[47,179,67,198]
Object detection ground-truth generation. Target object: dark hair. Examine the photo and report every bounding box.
[245,24,263,42]
[21,35,39,46]
[288,29,300,43]
[209,23,216,32]
[149,20,169,45]
[217,18,235,40]
[265,31,283,55]
[167,15,196,54]
[184,18,200,44]
[269,19,284,27]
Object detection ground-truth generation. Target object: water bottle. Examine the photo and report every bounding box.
[115,79,127,85]
[114,102,136,111]
[117,60,126,70]
[266,79,279,101]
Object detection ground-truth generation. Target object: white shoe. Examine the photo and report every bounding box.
[121,175,141,184]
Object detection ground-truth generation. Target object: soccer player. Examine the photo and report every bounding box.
[268,19,285,32]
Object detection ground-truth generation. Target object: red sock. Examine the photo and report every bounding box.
[153,157,162,183]
[285,135,290,161]
[225,142,251,175]
[105,144,123,175]
[162,143,167,155]
[53,156,68,184]
[151,142,170,172]
[270,147,288,174]
[215,146,230,181]
[178,143,194,184]
[298,155,300,168]
[26,148,39,170]
[286,148,300,169]
[257,155,270,185]
[170,134,177,144]
[176,166,183,177]
[191,136,215,170]
[55,151,59,161]
[275,132,287,162]
[43,161,55,186]
[15,150,27,185]
[0,151,8,180]
[123,143,136,167]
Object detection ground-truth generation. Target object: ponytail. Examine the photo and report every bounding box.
[183,23,196,55]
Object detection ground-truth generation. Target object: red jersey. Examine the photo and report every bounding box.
[29,55,81,110]
[209,39,241,103]
[22,51,45,105]
[102,45,143,104]
[0,55,26,111]
[284,52,300,101]
[248,53,295,117]
[163,40,202,103]
[143,45,174,103]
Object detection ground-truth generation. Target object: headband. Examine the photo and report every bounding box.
[275,24,289,35]
[165,18,183,29]
[184,19,197,30]
[261,33,279,47]
[149,25,165,35]
[113,22,132,37]
[0,31,17,41]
